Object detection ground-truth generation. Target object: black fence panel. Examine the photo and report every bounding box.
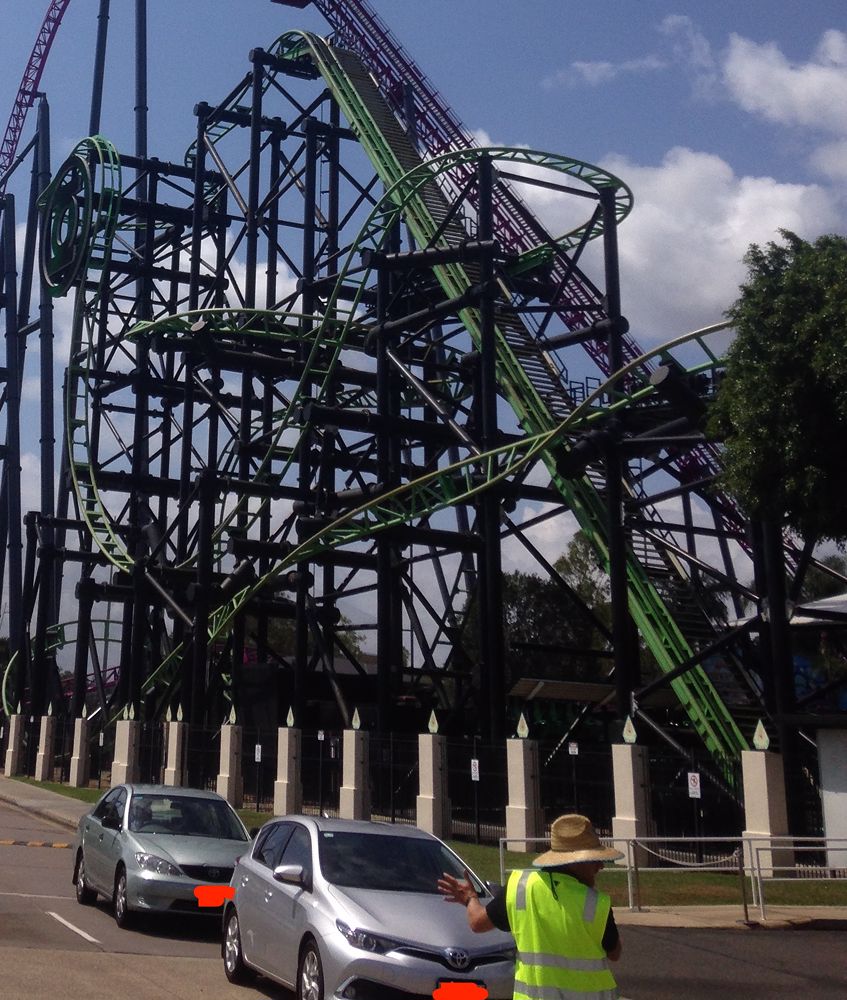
[539,740,615,837]
[648,746,743,841]
[369,733,418,825]
[185,725,221,792]
[137,721,166,785]
[447,738,507,844]
[301,729,341,817]
[0,716,8,765]
[241,727,279,814]
[89,726,114,789]
[52,716,76,783]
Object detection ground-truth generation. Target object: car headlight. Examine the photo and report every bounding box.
[336,919,399,954]
[134,852,182,877]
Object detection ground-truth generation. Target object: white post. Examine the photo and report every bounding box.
[741,749,793,877]
[3,714,25,776]
[164,721,188,787]
[111,720,141,785]
[34,714,57,782]
[611,743,651,868]
[339,729,370,820]
[274,727,302,815]
[416,733,449,838]
[69,716,91,788]
[819,730,847,870]
[217,724,244,808]
[505,738,542,848]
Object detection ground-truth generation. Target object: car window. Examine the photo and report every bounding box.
[111,788,127,824]
[254,823,293,869]
[93,786,123,820]
[279,825,312,878]
[318,831,484,894]
[126,794,248,840]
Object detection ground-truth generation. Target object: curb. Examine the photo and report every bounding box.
[0,787,82,833]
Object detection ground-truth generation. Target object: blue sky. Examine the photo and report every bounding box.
[3,1,845,341]
[2,0,847,577]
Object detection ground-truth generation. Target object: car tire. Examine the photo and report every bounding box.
[74,852,97,905]
[223,908,253,985]
[297,939,324,1000]
[113,866,134,929]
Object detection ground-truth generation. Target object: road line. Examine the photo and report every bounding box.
[46,910,101,944]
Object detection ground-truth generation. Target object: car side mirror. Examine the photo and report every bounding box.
[272,863,305,886]
[101,806,121,830]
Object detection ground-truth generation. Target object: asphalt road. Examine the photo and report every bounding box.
[2,799,846,999]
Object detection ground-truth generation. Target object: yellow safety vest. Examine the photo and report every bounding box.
[505,868,619,1000]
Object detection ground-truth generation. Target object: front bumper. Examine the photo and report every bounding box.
[125,869,222,914]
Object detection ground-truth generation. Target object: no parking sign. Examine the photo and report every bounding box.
[687,771,701,799]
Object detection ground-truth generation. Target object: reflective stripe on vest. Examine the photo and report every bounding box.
[512,981,619,1000]
[506,870,618,1000]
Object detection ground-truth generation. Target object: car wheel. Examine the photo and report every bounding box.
[297,940,324,1000]
[113,866,133,929]
[74,852,97,905]
[223,908,253,985]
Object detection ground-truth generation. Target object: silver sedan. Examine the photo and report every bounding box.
[222,815,516,999]
[72,783,251,928]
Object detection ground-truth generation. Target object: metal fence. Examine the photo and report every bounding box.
[369,733,419,825]
[185,725,220,792]
[241,727,279,813]
[301,728,342,817]
[447,737,507,844]
[648,747,743,839]
[137,721,165,785]
[539,740,614,836]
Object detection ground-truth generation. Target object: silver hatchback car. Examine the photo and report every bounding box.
[222,816,515,999]
[72,784,251,927]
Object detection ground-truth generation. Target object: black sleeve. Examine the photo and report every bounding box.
[485,885,510,932]
[601,909,619,953]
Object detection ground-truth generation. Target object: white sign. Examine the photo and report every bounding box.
[254,744,262,763]
[568,742,579,756]
[317,730,325,742]
[687,771,701,799]
[98,732,105,747]
[470,758,480,782]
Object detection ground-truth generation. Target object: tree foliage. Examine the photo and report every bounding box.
[711,230,847,541]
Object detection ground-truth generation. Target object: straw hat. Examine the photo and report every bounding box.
[533,814,623,867]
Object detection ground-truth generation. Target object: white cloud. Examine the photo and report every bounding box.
[660,14,718,97]
[723,30,847,136]
[534,146,834,343]
[547,55,665,88]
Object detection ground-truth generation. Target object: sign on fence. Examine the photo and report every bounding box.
[254,744,262,763]
[317,730,325,742]
[568,742,579,756]
[470,758,480,782]
[687,771,701,799]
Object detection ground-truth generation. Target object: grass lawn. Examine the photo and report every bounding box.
[10,779,847,908]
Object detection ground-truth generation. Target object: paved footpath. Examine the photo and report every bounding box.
[1,773,844,932]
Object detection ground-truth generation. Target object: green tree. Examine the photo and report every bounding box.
[711,230,847,542]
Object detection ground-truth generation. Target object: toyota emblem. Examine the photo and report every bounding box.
[445,948,470,970]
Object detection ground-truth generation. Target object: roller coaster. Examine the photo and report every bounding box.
[1,1,844,824]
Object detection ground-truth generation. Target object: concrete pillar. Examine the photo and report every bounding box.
[164,721,188,787]
[69,717,91,788]
[3,714,25,776]
[216,724,244,808]
[741,750,793,876]
[611,743,651,867]
[339,729,370,820]
[34,714,57,782]
[819,730,847,870]
[416,733,449,838]
[274,727,302,815]
[505,738,543,849]
[111,720,141,785]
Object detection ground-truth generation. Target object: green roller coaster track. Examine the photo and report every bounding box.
[28,32,748,763]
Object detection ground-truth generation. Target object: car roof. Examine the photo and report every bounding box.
[124,784,231,802]
[277,815,435,840]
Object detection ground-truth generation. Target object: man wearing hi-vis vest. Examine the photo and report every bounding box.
[438,814,623,1000]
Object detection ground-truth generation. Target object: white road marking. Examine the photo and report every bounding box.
[46,910,101,944]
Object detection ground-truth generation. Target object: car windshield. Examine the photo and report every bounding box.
[128,794,247,840]
[318,831,484,894]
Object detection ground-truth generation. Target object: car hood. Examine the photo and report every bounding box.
[130,834,247,867]
[327,885,513,952]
